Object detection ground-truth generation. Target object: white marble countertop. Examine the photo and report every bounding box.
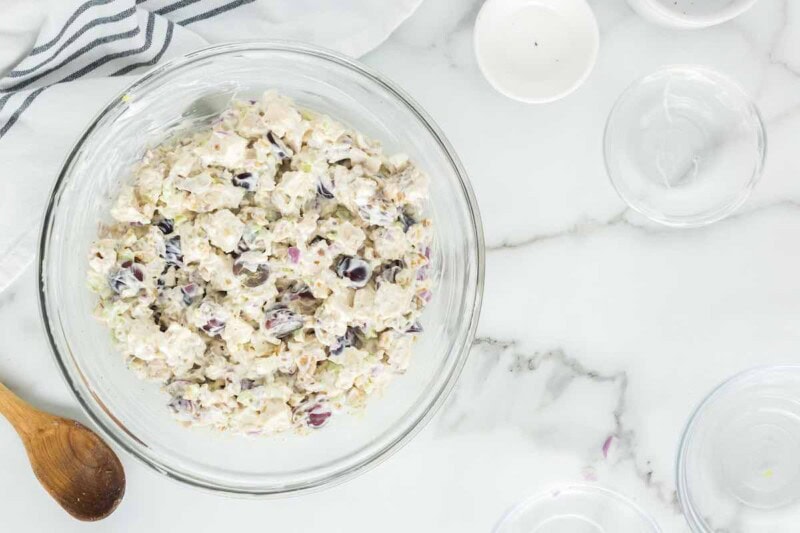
[3,0,800,531]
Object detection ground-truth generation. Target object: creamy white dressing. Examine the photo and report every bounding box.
[87,91,433,435]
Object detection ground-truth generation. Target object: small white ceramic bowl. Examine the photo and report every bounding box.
[474,0,599,104]
[627,0,760,29]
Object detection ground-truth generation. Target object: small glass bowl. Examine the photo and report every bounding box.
[38,42,484,496]
[604,66,766,228]
[494,485,662,532]
[678,366,800,532]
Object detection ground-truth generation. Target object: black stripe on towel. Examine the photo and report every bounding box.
[0,88,46,139]
[155,0,202,16]
[8,6,138,79]
[58,12,158,83]
[178,0,255,26]
[30,0,116,56]
[0,93,13,115]
[112,21,174,76]
[4,26,142,92]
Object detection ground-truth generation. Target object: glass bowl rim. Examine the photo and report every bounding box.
[492,483,663,532]
[603,64,767,228]
[36,40,486,497]
[675,364,800,531]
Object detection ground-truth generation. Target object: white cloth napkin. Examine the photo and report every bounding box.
[0,0,422,293]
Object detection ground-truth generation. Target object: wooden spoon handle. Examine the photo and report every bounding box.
[0,381,46,438]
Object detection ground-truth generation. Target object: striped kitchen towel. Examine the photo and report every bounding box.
[0,0,422,292]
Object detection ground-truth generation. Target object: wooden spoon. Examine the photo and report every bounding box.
[0,382,125,521]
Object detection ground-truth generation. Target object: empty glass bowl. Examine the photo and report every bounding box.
[678,366,800,532]
[604,66,766,227]
[494,485,662,532]
[38,42,484,495]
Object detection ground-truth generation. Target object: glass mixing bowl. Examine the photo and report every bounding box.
[677,366,800,532]
[604,66,766,228]
[37,42,484,495]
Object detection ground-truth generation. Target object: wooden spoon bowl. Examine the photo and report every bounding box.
[0,382,125,521]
